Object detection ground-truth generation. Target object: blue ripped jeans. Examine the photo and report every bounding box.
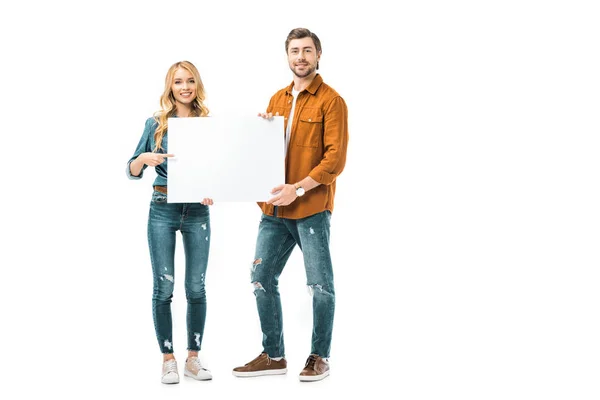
[251,210,335,358]
[147,190,210,354]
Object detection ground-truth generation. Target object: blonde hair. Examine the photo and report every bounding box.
[152,61,209,152]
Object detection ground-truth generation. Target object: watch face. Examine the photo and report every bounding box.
[296,187,305,196]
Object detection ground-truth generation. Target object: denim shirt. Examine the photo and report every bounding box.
[126,117,169,187]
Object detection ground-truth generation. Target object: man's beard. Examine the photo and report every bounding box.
[291,63,315,78]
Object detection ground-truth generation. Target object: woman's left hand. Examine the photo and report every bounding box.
[201,198,214,206]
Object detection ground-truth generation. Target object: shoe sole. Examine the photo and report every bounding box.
[161,377,180,384]
[184,369,212,380]
[299,370,330,382]
[232,368,287,377]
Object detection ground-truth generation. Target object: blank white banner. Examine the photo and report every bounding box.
[167,116,284,202]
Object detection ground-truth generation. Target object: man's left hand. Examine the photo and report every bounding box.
[266,184,297,206]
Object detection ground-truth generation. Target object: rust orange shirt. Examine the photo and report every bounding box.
[258,74,349,219]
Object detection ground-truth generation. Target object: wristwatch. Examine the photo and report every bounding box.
[294,183,305,197]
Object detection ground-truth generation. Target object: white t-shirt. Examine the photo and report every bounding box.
[285,88,300,156]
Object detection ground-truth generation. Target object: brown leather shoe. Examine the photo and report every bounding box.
[299,354,330,382]
[232,352,287,377]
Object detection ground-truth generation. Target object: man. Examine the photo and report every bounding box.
[232,28,348,382]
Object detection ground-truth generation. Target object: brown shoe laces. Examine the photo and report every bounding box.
[247,353,271,366]
[305,354,318,370]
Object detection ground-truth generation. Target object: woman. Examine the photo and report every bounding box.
[127,61,213,384]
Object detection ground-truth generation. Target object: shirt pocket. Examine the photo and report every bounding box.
[295,108,323,148]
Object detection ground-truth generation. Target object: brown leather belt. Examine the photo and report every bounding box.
[154,186,168,194]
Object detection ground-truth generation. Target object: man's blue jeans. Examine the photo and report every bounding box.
[251,210,335,358]
[147,190,210,354]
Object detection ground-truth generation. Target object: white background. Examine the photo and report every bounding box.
[2,1,599,399]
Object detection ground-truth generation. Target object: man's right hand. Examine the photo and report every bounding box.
[258,112,274,119]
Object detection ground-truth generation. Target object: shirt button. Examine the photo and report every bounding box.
[288,100,291,103]
[308,119,312,122]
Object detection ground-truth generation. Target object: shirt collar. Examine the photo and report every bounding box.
[286,73,323,96]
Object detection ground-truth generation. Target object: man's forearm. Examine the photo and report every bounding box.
[294,176,320,192]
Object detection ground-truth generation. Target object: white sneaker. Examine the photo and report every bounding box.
[161,359,180,384]
[184,356,212,380]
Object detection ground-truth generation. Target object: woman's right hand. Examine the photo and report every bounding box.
[140,152,174,166]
